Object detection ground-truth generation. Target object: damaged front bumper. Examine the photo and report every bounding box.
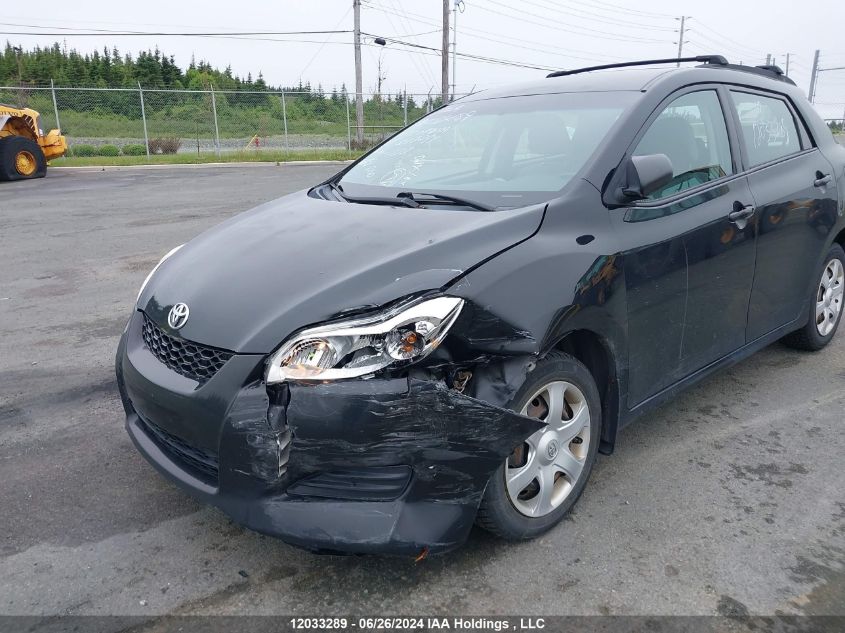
[116,311,541,555]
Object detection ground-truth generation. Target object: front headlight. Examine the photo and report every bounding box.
[265,296,464,383]
[136,244,184,303]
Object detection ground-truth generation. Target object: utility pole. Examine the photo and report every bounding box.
[785,53,791,77]
[765,53,771,66]
[675,16,689,65]
[50,78,61,132]
[353,0,364,144]
[138,82,150,158]
[450,0,459,101]
[808,49,820,103]
[441,0,450,105]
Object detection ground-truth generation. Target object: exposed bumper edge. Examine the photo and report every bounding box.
[126,407,479,555]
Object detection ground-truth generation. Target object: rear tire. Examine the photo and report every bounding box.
[782,243,845,351]
[0,136,47,181]
[476,351,601,541]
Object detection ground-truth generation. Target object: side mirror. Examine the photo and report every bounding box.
[621,153,673,200]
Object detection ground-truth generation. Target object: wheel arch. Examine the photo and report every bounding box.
[0,116,39,141]
[834,226,845,252]
[551,328,622,455]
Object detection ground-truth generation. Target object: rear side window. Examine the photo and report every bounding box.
[729,91,802,167]
[633,90,733,200]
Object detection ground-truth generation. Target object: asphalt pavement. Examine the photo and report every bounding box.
[0,164,842,620]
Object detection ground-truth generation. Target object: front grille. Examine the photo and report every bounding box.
[141,313,232,384]
[139,416,219,485]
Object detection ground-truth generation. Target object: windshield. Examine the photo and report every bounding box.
[339,91,637,209]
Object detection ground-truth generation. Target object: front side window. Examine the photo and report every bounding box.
[730,91,802,167]
[633,90,733,201]
[339,91,636,209]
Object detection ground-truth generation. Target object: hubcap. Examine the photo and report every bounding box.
[816,258,844,337]
[505,380,591,518]
[15,150,37,176]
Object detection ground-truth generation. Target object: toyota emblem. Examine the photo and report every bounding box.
[168,303,190,329]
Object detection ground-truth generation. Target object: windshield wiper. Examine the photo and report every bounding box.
[397,191,495,212]
[326,182,491,211]
[326,181,421,208]
[326,180,348,202]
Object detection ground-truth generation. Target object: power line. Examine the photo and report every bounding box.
[2,23,556,73]
[297,7,353,80]
[365,0,651,50]
[683,34,759,63]
[382,0,438,89]
[361,0,622,63]
[587,0,675,19]
[515,0,676,32]
[0,23,354,36]
[1,32,358,46]
[1,14,275,31]
[364,33,556,71]
[476,0,668,43]
[691,20,768,59]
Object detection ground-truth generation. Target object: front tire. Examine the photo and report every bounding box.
[476,351,601,540]
[0,136,48,181]
[782,243,844,351]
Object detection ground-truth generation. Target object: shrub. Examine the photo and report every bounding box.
[122,144,147,156]
[148,137,182,155]
[350,138,378,151]
[97,144,120,157]
[71,144,97,157]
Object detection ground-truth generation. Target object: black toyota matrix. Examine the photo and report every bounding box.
[117,56,845,555]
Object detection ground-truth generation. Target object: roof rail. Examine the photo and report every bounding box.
[724,63,796,85]
[546,55,728,78]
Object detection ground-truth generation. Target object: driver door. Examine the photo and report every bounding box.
[623,88,757,406]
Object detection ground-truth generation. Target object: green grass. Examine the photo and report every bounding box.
[51,149,363,167]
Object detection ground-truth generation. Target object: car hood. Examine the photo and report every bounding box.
[140,190,546,353]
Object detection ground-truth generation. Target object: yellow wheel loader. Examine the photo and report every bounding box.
[0,105,67,181]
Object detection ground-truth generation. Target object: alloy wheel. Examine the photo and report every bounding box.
[505,381,591,518]
[816,258,844,337]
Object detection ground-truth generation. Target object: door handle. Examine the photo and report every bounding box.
[814,172,832,187]
[729,202,756,224]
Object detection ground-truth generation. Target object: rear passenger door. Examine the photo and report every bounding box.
[727,89,840,341]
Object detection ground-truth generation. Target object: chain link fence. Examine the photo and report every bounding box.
[0,84,467,157]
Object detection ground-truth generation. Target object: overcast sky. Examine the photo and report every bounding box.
[3,0,845,118]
